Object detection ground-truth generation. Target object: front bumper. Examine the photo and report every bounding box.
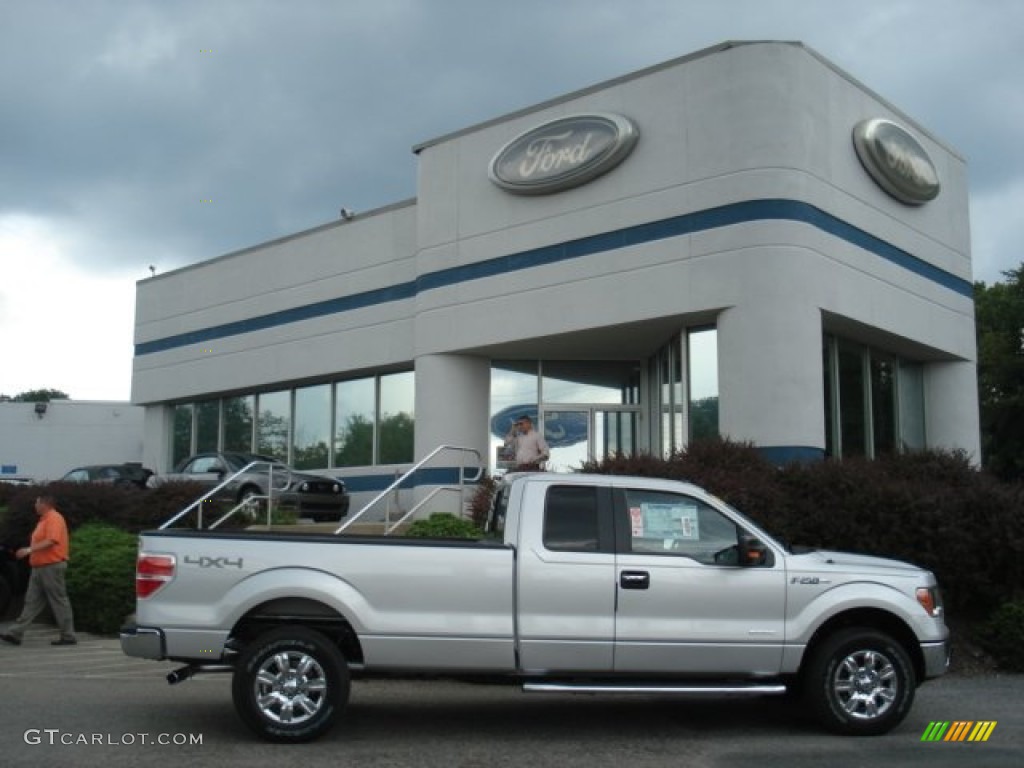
[921,638,951,679]
[120,623,166,660]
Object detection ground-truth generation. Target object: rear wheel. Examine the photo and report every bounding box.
[232,626,350,743]
[803,628,915,736]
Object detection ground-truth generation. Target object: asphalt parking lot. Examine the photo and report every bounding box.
[0,629,1020,768]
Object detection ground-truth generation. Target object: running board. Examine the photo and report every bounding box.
[523,682,787,696]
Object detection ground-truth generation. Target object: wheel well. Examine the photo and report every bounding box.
[802,608,924,683]
[229,597,364,665]
[237,484,262,500]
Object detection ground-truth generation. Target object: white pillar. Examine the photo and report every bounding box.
[414,353,491,470]
[925,361,981,464]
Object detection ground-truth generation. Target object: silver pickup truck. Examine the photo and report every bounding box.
[121,472,949,743]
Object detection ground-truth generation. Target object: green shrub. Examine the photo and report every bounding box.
[406,513,482,539]
[66,523,138,635]
[977,601,1024,672]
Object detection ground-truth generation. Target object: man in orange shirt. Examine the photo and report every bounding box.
[1,495,77,646]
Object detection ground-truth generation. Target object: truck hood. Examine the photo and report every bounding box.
[788,549,925,576]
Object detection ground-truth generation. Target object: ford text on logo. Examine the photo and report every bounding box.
[488,113,639,195]
[852,118,940,205]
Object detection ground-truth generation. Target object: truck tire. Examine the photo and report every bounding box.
[232,626,350,743]
[802,627,915,736]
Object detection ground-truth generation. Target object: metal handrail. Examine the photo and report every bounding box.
[159,461,290,530]
[334,445,483,535]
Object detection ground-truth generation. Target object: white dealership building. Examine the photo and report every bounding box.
[132,41,978,503]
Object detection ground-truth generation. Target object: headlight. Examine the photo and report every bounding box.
[332,483,341,493]
[916,586,944,618]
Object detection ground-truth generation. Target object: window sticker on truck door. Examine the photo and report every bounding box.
[641,502,699,540]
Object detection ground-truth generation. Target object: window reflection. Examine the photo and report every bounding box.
[542,361,640,404]
[195,401,220,453]
[256,390,290,462]
[293,384,330,470]
[172,404,193,467]
[334,378,374,467]
[379,371,414,464]
[688,328,719,441]
[223,395,254,453]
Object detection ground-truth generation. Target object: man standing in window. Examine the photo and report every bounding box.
[1,495,77,646]
[504,414,550,471]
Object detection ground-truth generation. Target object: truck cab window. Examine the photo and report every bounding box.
[543,486,600,552]
[624,489,740,565]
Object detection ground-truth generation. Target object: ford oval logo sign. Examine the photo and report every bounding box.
[852,118,940,205]
[489,113,639,195]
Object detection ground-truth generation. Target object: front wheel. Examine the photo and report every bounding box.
[802,628,915,736]
[232,627,350,743]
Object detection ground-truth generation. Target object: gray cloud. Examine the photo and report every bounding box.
[1,0,1022,283]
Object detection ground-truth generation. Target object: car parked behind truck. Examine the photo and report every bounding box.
[121,472,948,743]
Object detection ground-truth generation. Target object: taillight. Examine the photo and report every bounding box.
[137,553,176,599]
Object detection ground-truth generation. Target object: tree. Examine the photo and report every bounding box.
[1,388,70,402]
[974,264,1024,481]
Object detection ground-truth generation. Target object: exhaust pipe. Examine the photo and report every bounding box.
[167,665,194,685]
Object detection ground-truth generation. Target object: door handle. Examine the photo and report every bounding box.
[620,570,650,590]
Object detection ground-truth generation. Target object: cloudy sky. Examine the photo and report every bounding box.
[1,0,1021,401]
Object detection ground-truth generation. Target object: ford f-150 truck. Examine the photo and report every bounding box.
[121,472,949,743]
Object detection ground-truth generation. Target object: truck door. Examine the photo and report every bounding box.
[612,486,786,675]
[516,482,617,674]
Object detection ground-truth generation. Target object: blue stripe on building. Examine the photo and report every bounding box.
[135,199,973,356]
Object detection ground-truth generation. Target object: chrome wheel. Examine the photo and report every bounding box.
[830,648,898,720]
[233,627,349,742]
[803,628,915,735]
[253,650,328,725]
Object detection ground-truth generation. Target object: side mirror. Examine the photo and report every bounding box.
[738,534,769,567]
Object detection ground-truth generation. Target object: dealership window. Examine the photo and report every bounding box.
[166,371,415,470]
[171,404,193,468]
[824,336,925,458]
[256,390,291,463]
[293,384,330,470]
[378,371,415,464]
[490,360,641,472]
[195,400,220,453]
[334,377,375,467]
[223,395,254,453]
[652,327,719,457]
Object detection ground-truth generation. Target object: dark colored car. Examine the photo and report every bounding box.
[149,452,349,522]
[61,463,155,489]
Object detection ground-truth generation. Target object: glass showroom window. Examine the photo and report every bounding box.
[223,395,255,453]
[334,377,375,467]
[824,336,923,458]
[256,390,290,463]
[293,384,330,470]
[688,327,719,442]
[195,400,220,454]
[378,371,415,464]
[172,403,193,468]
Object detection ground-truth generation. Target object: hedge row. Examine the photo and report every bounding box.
[0,480,236,550]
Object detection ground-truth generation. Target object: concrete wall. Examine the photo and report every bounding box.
[0,401,144,481]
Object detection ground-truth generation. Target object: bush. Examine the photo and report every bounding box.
[468,474,498,529]
[66,523,138,635]
[0,481,216,548]
[976,601,1024,672]
[406,513,482,539]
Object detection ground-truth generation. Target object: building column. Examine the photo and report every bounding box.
[414,353,491,474]
[716,300,826,461]
[925,361,982,463]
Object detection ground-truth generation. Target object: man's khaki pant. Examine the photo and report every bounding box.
[6,561,76,641]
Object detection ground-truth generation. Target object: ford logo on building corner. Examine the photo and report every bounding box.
[489,113,639,195]
[852,118,940,205]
